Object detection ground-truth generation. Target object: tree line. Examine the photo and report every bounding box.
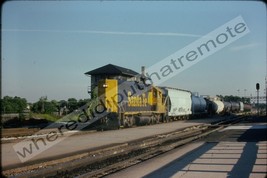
[0,96,90,115]
[216,95,250,103]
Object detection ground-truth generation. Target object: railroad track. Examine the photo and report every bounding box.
[1,128,40,138]
[2,115,245,178]
[1,127,98,143]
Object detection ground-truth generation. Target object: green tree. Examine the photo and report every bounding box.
[59,100,68,108]
[32,97,58,114]
[77,99,90,108]
[0,96,27,114]
[216,95,251,104]
[67,98,78,112]
[44,101,58,114]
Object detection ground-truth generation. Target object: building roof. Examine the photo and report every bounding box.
[85,64,139,77]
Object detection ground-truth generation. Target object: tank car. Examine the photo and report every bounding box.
[239,102,252,113]
[223,101,231,113]
[230,102,240,112]
[191,95,207,115]
[205,97,224,114]
[244,103,252,112]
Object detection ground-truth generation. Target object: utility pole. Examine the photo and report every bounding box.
[256,83,260,116]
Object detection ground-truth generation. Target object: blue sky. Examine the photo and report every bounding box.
[2,1,266,102]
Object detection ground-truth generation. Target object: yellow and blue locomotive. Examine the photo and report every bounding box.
[97,78,166,128]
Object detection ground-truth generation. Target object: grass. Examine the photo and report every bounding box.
[30,113,60,122]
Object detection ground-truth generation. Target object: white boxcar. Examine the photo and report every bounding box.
[163,87,192,117]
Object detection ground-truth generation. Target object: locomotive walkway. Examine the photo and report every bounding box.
[2,117,226,170]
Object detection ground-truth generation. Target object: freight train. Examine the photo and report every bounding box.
[205,96,252,115]
[93,77,251,129]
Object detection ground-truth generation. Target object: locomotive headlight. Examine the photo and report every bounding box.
[103,84,108,88]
